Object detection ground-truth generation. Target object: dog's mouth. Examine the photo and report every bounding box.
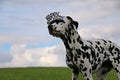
[49,29,60,33]
[48,29,63,37]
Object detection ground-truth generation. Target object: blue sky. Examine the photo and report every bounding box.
[0,0,120,67]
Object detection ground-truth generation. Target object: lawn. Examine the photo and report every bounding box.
[0,67,118,80]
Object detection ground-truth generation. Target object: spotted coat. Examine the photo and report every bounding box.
[47,15,120,80]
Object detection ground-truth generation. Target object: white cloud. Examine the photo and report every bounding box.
[0,43,66,68]
[39,54,57,65]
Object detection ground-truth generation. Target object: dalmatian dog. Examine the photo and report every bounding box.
[46,12,120,80]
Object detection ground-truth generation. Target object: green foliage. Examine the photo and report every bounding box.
[0,67,118,80]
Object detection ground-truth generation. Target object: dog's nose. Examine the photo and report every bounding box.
[48,25,53,31]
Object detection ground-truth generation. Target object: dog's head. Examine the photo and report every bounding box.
[46,12,79,37]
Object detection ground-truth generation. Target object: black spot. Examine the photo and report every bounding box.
[68,37,72,43]
[108,45,115,55]
[73,69,79,74]
[115,68,119,73]
[64,42,70,49]
[80,60,84,63]
[82,67,87,71]
[94,57,97,61]
[115,48,120,52]
[113,56,120,63]
[90,69,92,73]
[84,73,87,76]
[91,48,95,58]
[95,41,100,45]
[87,41,93,45]
[86,78,90,80]
[97,53,99,57]
[72,32,74,35]
[108,40,112,43]
[73,39,75,43]
[101,39,107,43]
[86,53,90,59]
[74,57,77,62]
[81,45,89,51]
[73,78,76,80]
[114,60,117,63]
[80,64,83,69]
[98,58,101,63]
[82,52,90,59]
[100,46,104,51]
[76,49,82,55]
[91,61,93,64]
[66,55,71,62]
[77,36,83,44]
[95,45,100,52]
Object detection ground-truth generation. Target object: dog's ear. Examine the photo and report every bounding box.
[67,16,79,29]
[73,21,78,29]
[66,16,73,24]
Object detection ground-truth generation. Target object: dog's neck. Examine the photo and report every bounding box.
[60,29,83,50]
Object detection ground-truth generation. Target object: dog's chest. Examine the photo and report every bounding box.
[66,55,79,69]
[65,48,88,69]
[65,44,106,72]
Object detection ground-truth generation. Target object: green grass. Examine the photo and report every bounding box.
[0,67,118,80]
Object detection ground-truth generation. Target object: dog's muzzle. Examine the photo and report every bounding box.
[48,25,60,33]
[47,25,63,37]
[48,25,53,32]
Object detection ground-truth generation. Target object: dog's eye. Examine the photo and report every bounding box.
[60,23,63,25]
